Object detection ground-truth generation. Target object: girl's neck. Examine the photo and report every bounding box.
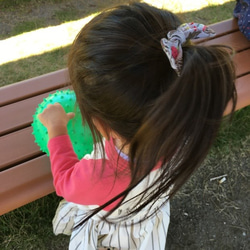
[114,138,130,155]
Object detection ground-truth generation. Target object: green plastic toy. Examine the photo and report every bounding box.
[32,89,93,159]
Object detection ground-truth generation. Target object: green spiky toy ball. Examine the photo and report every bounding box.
[32,90,93,159]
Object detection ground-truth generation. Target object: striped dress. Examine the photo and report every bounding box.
[48,135,170,250]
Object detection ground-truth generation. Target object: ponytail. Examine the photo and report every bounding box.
[79,45,236,225]
[129,45,237,205]
[71,2,237,226]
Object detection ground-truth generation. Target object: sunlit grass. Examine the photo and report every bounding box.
[0,14,96,65]
[0,0,235,66]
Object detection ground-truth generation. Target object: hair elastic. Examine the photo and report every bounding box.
[161,22,215,76]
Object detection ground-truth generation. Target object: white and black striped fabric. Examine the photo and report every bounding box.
[53,170,170,250]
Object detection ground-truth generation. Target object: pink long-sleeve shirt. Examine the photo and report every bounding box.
[48,135,131,211]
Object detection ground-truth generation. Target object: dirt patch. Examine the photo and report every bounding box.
[166,137,250,249]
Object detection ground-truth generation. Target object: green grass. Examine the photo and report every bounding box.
[214,107,250,150]
[0,1,237,86]
[0,46,69,87]
[0,194,69,250]
[0,0,64,9]
[0,0,33,8]
[55,9,80,23]
[11,20,46,37]
[178,1,236,24]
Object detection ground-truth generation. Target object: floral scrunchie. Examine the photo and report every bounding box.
[161,22,215,76]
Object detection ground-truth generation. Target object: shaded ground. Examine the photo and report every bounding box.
[0,0,249,249]
[166,138,250,249]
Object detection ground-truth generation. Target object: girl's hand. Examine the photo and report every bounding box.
[38,103,75,139]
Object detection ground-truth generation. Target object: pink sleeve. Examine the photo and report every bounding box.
[48,135,129,209]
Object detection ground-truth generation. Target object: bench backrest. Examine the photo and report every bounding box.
[0,19,249,215]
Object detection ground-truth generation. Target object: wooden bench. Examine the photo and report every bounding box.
[0,18,249,215]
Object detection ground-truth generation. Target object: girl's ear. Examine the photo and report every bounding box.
[92,117,121,140]
[92,117,109,139]
[92,117,113,140]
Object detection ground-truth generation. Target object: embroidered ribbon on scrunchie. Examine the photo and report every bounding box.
[161,22,215,76]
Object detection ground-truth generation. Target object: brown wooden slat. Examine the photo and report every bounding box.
[0,155,54,215]
[1,50,248,137]
[208,18,238,36]
[0,127,42,170]
[201,31,250,51]
[234,74,250,114]
[0,68,69,107]
[0,93,48,136]
[222,74,250,115]
[236,73,250,83]
[1,17,250,216]
[236,74,250,91]
[234,49,250,77]
[194,19,238,44]
[0,87,67,136]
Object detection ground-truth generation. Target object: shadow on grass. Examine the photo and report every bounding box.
[0,46,70,87]
[0,0,136,39]
[176,1,235,24]
[0,1,236,86]
[0,1,236,39]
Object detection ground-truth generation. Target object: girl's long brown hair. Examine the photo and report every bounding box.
[68,2,237,224]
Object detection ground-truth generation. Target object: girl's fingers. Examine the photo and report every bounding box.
[67,112,75,120]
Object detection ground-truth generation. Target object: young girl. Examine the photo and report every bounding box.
[38,2,238,250]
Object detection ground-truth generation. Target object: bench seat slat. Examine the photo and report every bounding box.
[236,73,250,83]
[0,155,54,215]
[0,18,249,215]
[1,48,249,137]
[0,87,67,136]
[0,69,69,107]
[201,31,250,51]
[0,93,49,136]
[234,49,250,76]
[194,18,238,44]
[208,18,238,36]
[0,127,41,170]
